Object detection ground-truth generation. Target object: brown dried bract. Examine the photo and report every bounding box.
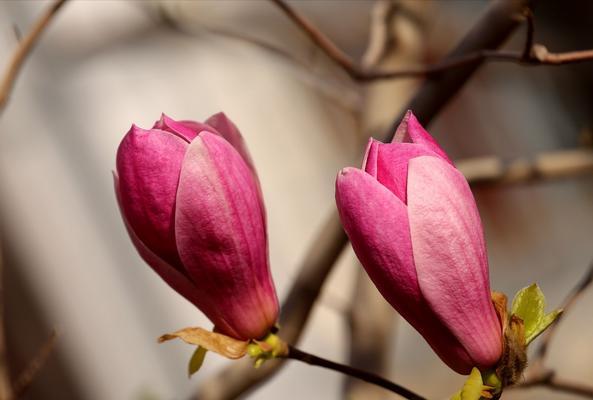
[158,327,249,359]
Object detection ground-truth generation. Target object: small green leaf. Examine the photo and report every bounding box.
[188,346,207,377]
[511,284,544,342]
[526,308,563,344]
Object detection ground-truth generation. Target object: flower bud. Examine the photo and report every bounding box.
[335,111,502,374]
[115,113,278,340]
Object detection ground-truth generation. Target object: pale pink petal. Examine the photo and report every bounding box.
[175,132,277,340]
[336,168,474,373]
[361,138,379,178]
[205,112,266,227]
[393,111,452,164]
[407,156,502,368]
[205,112,256,172]
[373,142,441,204]
[116,124,187,268]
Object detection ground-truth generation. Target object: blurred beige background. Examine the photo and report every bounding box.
[0,1,591,399]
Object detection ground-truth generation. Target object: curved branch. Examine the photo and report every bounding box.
[270,0,593,83]
[0,0,68,113]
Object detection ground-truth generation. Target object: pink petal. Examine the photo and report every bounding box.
[393,111,452,164]
[205,112,266,227]
[153,114,216,143]
[373,142,441,204]
[175,132,277,340]
[362,139,379,177]
[205,112,256,172]
[407,156,502,368]
[114,175,230,328]
[336,168,474,373]
[115,124,187,268]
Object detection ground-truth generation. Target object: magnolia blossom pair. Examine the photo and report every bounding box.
[115,112,502,373]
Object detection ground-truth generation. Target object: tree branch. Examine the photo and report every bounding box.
[270,0,593,84]
[286,346,426,400]
[0,0,68,114]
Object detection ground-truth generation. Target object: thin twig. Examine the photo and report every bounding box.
[11,329,59,399]
[270,0,593,83]
[514,371,593,398]
[0,0,68,113]
[286,346,426,400]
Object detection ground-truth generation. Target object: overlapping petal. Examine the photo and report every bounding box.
[116,125,187,268]
[393,110,452,164]
[407,155,501,367]
[174,132,277,340]
[336,167,475,373]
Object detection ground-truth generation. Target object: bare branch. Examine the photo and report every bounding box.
[514,371,593,398]
[521,8,535,60]
[11,329,60,399]
[270,0,593,84]
[458,149,593,186]
[0,0,68,113]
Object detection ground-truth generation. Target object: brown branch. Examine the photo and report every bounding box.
[194,2,534,398]
[458,149,593,186]
[513,371,593,398]
[0,0,68,113]
[270,0,593,84]
[11,329,59,399]
[521,8,535,60]
[286,346,426,400]
[390,0,533,130]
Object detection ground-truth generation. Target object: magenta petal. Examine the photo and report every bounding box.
[393,111,452,164]
[374,142,441,204]
[154,114,215,143]
[114,175,212,310]
[336,168,474,373]
[362,139,379,178]
[407,156,502,368]
[175,132,278,340]
[116,125,187,268]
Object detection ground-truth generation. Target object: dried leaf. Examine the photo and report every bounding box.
[159,327,248,359]
[491,291,508,335]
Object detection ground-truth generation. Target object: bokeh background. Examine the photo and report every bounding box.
[0,0,592,399]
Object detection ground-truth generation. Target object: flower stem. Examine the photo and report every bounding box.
[286,345,426,400]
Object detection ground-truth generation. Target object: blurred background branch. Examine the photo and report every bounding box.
[270,0,593,83]
[0,0,67,113]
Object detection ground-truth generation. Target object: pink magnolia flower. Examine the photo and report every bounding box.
[115,113,278,340]
[335,111,502,374]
